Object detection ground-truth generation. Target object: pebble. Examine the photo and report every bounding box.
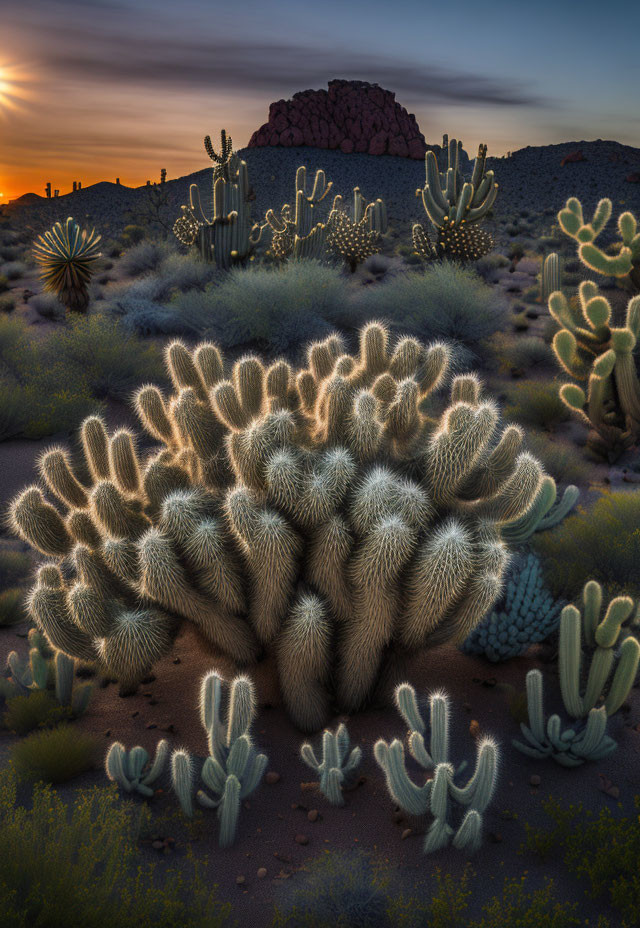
[173,658,181,665]
[131,711,139,718]
[146,723,157,730]
[307,810,319,823]
[104,729,111,737]
[530,774,541,787]
[235,875,245,885]
[265,771,281,785]
[141,674,156,684]
[295,834,309,845]
[257,868,267,879]
[152,840,164,850]
[469,720,480,738]
[401,828,413,840]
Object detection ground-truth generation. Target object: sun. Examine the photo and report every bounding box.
[0,62,33,115]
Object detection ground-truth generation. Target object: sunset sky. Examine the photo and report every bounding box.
[1,0,639,203]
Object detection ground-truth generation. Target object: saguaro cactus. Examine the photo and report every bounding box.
[375,685,500,854]
[173,136,264,269]
[265,165,333,260]
[413,140,497,263]
[10,323,546,730]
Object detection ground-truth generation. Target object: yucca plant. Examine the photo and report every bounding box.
[32,217,101,313]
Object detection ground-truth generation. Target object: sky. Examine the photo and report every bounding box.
[1,0,639,202]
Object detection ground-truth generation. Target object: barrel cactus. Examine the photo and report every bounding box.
[9,322,546,730]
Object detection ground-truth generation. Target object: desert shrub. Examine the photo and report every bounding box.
[0,767,233,928]
[0,261,27,280]
[44,314,165,399]
[0,293,16,313]
[173,259,348,353]
[355,261,507,364]
[490,334,552,374]
[156,252,220,293]
[475,253,510,279]
[119,300,194,337]
[119,241,173,277]
[11,724,98,783]
[120,224,146,246]
[524,431,591,486]
[503,380,570,432]
[28,291,66,320]
[0,316,100,441]
[272,851,393,928]
[524,796,640,928]
[3,691,70,735]
[533,489,640,599]
[0,549,32,587]
[0,274,9,292]
[0,588,26,626]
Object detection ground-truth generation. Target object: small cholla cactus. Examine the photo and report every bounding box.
[300,722,362,805]
[32,216,101,313]
[106,739,169,796]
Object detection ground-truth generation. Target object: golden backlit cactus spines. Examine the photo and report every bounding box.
[38,447,89,509]
[10,486,73,556]
[32,216,101,313]
[81,416,111,481]
[11,324,547,722]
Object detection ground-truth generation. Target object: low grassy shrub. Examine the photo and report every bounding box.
[355,261,507,365]
[0,293,16,313]
[28,291,66,320]
[0,274,9,292]
[0,767,234,928]
[0,588,26,626]
[0,261,27,280]
[503,380,570,432]
[524,431,592,487]
[524,796,640,928]
[173,259,348,354]
[0,549,32,586]
[10,723,98,783]
[3,691,70,735]
[490,333,552,374]
[119,241,173,277]
[533,489,640,599]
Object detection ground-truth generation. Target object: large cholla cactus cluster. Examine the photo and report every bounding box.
[10,323,546,731]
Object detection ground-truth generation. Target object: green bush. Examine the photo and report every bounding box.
[0,767,234,928]
[120,224,146,246]
[3,691,70,735]
[0,588,26,626]
[503,380,571,432]
[533,489,640,599]
[10,724,98,783]
[524,431,591,487]
[173,259,348,354]
[0,549,32,586]
[356,261,507,365]
[524,796,640,928]
[0,274,9,293]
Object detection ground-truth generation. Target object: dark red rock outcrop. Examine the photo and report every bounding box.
[248,79,428,159]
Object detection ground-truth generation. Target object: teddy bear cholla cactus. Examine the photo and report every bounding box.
[10,322,545,731]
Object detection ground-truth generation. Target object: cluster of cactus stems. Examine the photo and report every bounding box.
[558,197,640,291]
[265,165,333,260]
[4,639,92,716]
[204,129,240,183]
[32,216,101,313]
[413,140,497,264]
[375,684,500,854]
[325,187,388,272]
[106,739,169,796]
[550,279,640,459]
[462,553,565,662]
[173,137,265,269]
[300,722,362,805]
[170,673,267,847]
[10,321,548,731]
[500,477,579,545]
[513,581,639,766]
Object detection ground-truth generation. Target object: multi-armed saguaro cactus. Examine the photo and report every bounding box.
[513,581,639,766]
[173,137,264,269]
[300,722,362,805]
[412,140,497,263]
[375,684,500,854]
[326,187,388,271]
[10,322,547,730]
[204,129,240,183]
[265,166,333,260]
[32,216,101,313]
[550,279,640,459]
[557,197,640,291]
